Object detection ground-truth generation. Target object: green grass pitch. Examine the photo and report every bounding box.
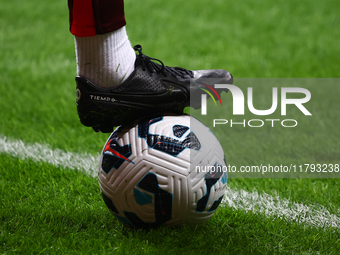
[1,0,339,254]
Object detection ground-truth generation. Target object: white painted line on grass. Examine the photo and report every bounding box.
[0,135,100,177]
[1,135,339,229]
[222,187,340,229]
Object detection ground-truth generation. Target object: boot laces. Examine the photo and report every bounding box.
[133,45,193,79]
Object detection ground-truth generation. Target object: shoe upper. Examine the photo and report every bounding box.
[76,44,233,132]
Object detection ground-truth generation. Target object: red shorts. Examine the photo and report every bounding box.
[68,0,126,37]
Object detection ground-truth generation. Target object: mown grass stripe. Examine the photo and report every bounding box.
[1,134,339,229]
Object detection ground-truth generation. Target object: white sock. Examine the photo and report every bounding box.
[75,26,136,88]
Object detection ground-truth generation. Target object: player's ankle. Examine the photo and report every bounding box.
[75,27,135,88]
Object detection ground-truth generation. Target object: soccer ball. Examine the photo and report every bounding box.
[98,115,227,228]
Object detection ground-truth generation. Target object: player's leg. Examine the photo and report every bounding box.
[69,0,135,88]
[68,0,233,133]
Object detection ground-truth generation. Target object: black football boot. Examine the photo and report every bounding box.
[76,44,232,132]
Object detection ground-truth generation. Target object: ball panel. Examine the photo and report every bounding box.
[98,115,227,228]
